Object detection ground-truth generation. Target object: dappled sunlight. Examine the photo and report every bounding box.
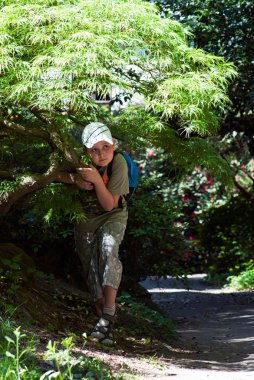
[140,274,254,372]
[228,337,254,343]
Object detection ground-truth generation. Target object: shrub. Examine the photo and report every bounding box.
[226,261,254,290]
[197,196,254,277]
[122,177,191,278]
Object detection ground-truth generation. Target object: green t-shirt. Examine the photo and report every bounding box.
[78,152,129,232]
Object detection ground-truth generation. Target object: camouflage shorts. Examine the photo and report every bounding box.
[74,220,126,301]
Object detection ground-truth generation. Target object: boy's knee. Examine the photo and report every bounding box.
[100,222,126,244]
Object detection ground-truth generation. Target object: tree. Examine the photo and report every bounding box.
[152,0,254,117]
[147,1,254,283]
[0,0,236,215]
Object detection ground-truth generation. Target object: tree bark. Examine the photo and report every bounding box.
[0,118,50,142]
[0,117,87,213]
[1,117,82,167]
[0,153,62,214]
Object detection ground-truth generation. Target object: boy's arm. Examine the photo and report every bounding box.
[94,177,120,211]
[76,166,119,211]
[56,171,94,191]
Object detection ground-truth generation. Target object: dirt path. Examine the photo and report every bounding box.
[139,274,254,379]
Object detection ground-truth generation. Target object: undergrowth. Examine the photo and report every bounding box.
[226,266,254,290]
[0,289,175,379]
[0,318,120,380]
[118,292,175,339]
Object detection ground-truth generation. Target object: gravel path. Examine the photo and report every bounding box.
[139,274,254,380]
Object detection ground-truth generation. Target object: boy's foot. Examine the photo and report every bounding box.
[90,307,117,345]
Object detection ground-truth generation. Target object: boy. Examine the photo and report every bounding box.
[57,122,129,344]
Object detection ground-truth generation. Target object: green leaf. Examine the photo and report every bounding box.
[5,336,15,344]
[5,351,15,358]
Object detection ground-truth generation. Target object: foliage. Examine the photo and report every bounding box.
[0,290,176,379]
[175,168,254,282]
[167,165,231,272]
[0,243,43,296]
[123,177,191,278]
[152,0,254,116]
[0,316,14,356]
[118,293,175,336]
[0,326,38,380]
[115,107,234,186]
[31,183,86,224]
[0,0,235,127]
[197,197,254,277]
[138,130,254,279]
[186,131,254,278]
[0,0,241,287]
[122,145,235,277]
[226,264,254,290]
[0,324,117,380]
[128,139,254,279]
[0,252,28,295]
[0,0,236,215]
[42,337,115,380]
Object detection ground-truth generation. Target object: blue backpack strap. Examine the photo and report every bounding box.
[106,150,138,207]
[120,151,139,188]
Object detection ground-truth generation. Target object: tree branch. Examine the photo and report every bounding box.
[0,118,51,142]
[0,153,63,214]
[49,131,82,167]
[27,106,52,124]
[0,117,83,167]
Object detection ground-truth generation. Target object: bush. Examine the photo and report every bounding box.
[122,178,191,278]
[226,261,254,290]
[197,196,254,277]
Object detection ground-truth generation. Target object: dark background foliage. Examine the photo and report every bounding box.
[152,0,254,117]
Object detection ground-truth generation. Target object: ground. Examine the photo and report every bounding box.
[140,274,254,379]
[1,274,254,379]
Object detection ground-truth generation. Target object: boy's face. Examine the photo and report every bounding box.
[85,140,115,167]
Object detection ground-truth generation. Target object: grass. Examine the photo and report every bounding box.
[0,289,176,380]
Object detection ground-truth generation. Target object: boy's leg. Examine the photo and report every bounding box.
[88,221,126,303]
[89,288,118,344]
[74,221,94,283]
[75,221,104,309]
[103,285,117,308]
[99,221,126,294]
[95,297,104,317]
[88,221,126,342]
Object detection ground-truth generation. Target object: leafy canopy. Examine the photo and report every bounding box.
[0,0,237,215]
[0,0,236,134]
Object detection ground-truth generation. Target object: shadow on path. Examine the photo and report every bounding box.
[140,274,254,372]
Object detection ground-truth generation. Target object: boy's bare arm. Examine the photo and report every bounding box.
[76,166,120,211]
[56,171,94,190]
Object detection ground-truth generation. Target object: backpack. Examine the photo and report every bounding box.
[104,151,139,205]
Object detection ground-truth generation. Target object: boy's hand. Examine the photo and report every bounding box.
[55,171,94,190]
[76,178,94,190]
[76,166,101,185]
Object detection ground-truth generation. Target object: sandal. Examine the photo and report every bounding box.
[90,312,116,345]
